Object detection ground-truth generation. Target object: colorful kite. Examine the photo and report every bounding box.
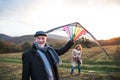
[46,22,111,59]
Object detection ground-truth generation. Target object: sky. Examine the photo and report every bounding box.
[0,0,120,40]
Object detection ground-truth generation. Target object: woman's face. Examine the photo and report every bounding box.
[77,46,80,50]
[35,35,47,45]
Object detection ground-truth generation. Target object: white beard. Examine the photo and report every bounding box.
[38,43,45,48]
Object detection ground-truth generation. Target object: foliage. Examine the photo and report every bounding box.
[0,40,8,53]
[99,37,120,46]
[21,42,31,51]
[75,37,92,48]
[0,41,22,54]
[0,36,120,54]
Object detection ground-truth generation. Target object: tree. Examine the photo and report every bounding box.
[0,41,9,53]
[78,37,91,48]
[21,42,31,51]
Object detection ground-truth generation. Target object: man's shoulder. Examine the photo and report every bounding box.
[23,48,34,55]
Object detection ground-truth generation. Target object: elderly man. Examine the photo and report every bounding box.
[22,31,74,80]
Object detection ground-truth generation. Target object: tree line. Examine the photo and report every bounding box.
[0,41,31,53]
[0,37,120,54]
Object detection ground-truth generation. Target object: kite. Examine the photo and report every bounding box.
[46,22,111,59]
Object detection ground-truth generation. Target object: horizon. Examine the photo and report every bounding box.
[0,32,119,40]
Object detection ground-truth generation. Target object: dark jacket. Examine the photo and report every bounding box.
[22,40,74,80]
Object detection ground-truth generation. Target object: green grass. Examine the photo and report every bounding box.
[59,60,120,73]
[0,57,22,63]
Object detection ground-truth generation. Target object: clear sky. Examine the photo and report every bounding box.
[0,0,120,40]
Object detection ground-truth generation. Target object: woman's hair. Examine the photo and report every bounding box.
[75,45,82,50]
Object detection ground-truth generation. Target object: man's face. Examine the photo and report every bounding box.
[35,35,47,44]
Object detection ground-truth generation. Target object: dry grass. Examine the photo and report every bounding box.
[0,45,120,80]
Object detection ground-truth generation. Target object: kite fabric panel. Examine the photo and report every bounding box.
[63,24,86,41]
[46,22,111,59]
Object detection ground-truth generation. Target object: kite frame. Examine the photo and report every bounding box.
[46,22,111,59]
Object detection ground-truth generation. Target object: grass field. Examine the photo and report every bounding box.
[0,45,120,80]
